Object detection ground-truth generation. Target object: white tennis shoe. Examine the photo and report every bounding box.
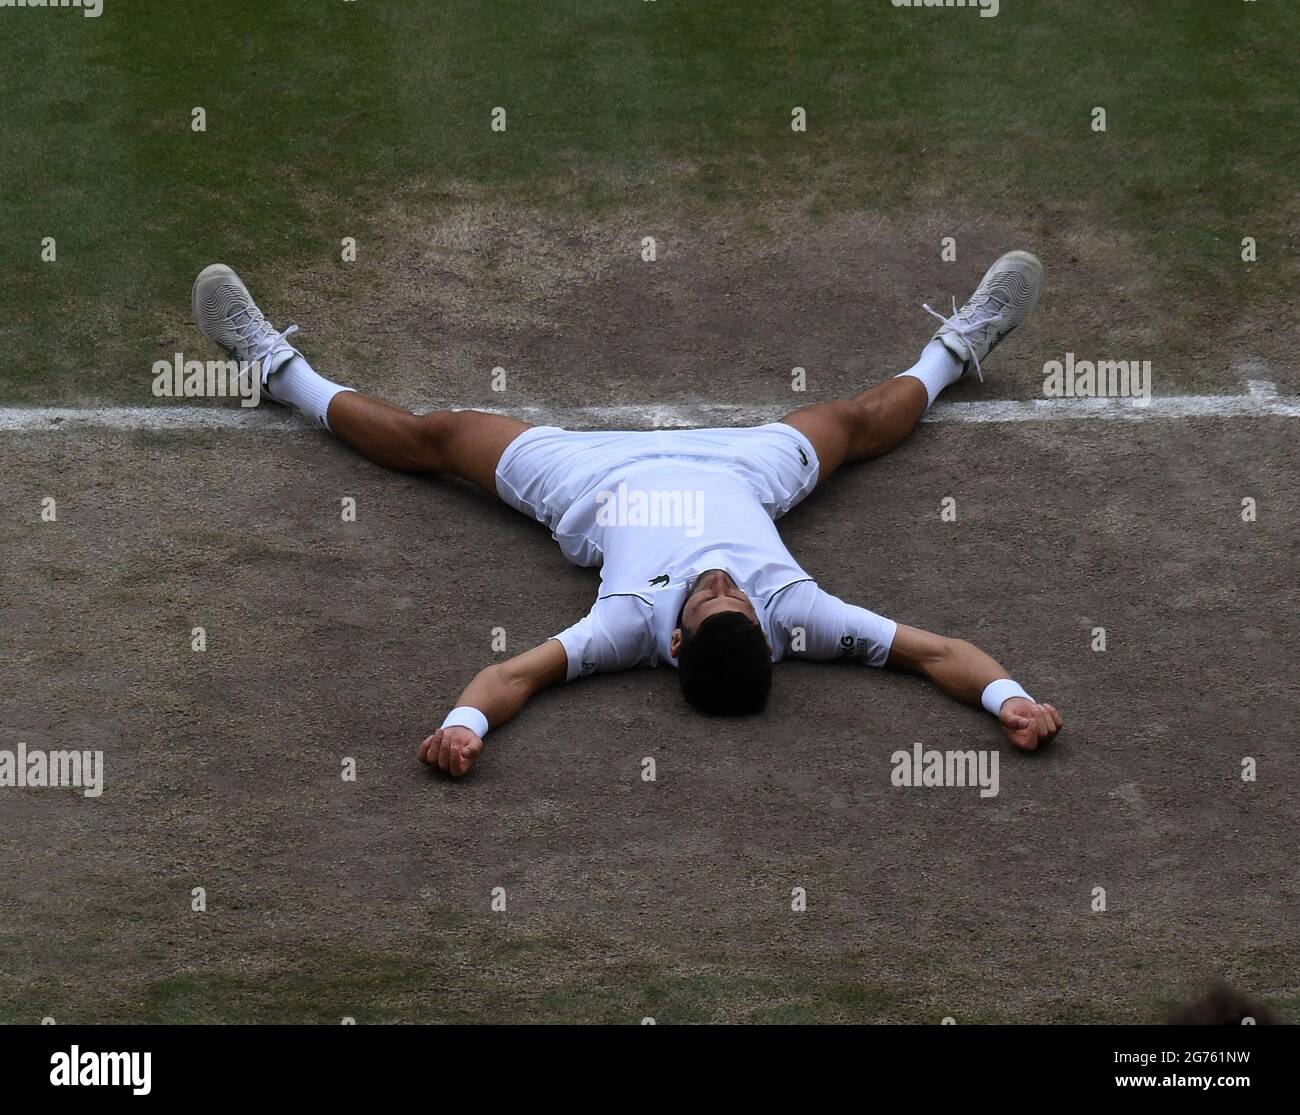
[191,264,301,390]
[924,250,1043,381]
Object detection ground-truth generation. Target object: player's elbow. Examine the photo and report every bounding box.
[889,625,966,673]
[480,661,520,695]
[943,637,979,661]
[928,637,984,679]
[490,658,545,701]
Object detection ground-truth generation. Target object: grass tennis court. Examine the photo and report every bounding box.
[2,0,1296,1024]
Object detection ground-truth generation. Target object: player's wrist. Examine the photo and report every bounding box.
[441,705,489,740]
[980,678,1032,717]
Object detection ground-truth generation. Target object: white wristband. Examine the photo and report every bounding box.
[441,705,489,740]
[981,679,1032,716]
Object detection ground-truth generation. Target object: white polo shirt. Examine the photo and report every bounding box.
[548,460,896,680]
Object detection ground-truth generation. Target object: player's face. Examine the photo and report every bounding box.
[679,569,758,632]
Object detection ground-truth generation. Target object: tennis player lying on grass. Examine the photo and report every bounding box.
[192,249,1062,777]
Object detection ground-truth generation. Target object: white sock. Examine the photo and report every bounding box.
[895,340,964,409]
[264,355,354,431]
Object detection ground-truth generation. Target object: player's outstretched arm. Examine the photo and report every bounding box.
[886,624,1062,752]
[418,639,568,777]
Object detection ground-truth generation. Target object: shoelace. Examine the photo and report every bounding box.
[922,296,1004,382]
[231,313,299,381]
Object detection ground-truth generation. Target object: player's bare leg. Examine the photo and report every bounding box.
[191,264,529,497]
[781,250,1043,487]
[781,376,929,483]
[326,392,529,497]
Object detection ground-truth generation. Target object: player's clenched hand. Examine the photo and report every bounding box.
[998,697,1061,752]
[418,726,483,777]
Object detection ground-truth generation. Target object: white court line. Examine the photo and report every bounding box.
[1,384,1298,433]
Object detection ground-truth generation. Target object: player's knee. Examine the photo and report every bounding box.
[414,409,458,471]
[847,396,887,457]
[826,399,874,458]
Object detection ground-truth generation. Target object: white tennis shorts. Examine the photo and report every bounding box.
[495,422,821,529]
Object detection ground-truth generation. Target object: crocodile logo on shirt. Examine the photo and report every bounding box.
[798,446,809,467]
[648,573,670,588]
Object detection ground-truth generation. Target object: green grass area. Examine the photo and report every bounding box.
[0,0,1296,401]
[5,916,1298,1025]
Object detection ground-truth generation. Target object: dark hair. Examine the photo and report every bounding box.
[677,612,772,716]
[1167,985,1278,1025]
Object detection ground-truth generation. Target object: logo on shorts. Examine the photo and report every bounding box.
[648,573,669,588]
[797,446,809,467]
